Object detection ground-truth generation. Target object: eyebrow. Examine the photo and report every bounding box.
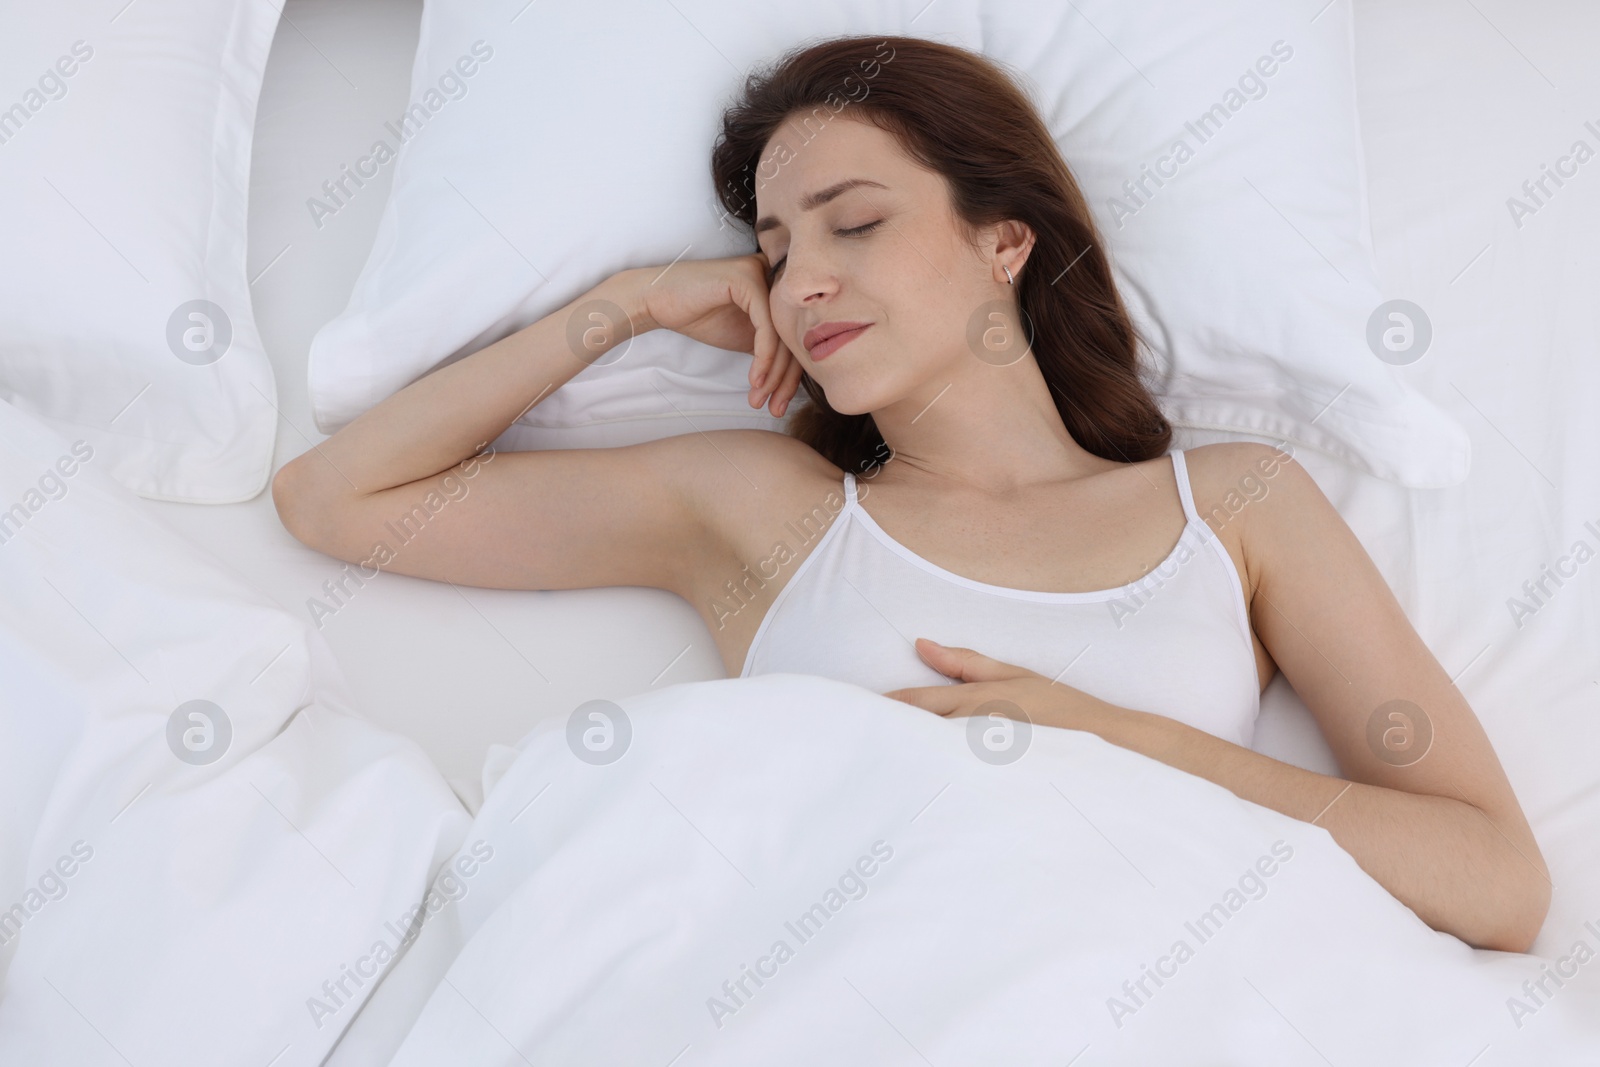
[753,177,889,235]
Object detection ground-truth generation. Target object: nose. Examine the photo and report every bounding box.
[772,242,840,306]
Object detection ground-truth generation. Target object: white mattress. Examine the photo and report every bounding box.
[139,0,1600,965]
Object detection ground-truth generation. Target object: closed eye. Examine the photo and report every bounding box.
[765,220,883,286]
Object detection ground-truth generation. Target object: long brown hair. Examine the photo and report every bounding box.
[710,34,1170,473]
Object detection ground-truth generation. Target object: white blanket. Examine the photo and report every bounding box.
[330,674,1600,1065]
[0,397,469,1066]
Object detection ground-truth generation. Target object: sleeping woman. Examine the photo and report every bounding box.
[272,35,1549,954]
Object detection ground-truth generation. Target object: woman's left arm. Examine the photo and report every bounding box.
[886,445,1551,953]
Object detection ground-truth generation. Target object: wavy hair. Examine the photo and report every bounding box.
[709,34,1170,472]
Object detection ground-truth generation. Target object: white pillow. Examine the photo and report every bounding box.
[309,0,1469,487]
[0,1,281,503]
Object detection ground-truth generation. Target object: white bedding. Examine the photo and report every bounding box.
[0,0,283,503]
[327,674,1596,1065]
[0,397,467,1065]
[7,0,1600,1062]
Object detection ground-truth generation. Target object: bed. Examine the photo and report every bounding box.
[4,0,1599,1062]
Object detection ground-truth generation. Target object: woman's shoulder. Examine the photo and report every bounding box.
[1179,441,1307,526]
[671,427,849,556]
[1176,441,1321,606]
[689,427,844,487]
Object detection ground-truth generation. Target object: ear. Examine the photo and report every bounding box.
[987,219,1037,284]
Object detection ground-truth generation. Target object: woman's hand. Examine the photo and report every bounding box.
[882,638,1115,734]
[617,256,804,417]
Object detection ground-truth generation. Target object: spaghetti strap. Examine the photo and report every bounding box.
[843,471,859,507]
[1170,450,1202,526]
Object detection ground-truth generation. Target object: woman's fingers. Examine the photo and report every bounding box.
[881,686,962,715]
[754,338,801,415]
[742,268,781,404]
[742,252,806,416]
[771,343,805,416]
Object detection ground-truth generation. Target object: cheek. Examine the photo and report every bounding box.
[899,296,967,362]
[778,314,802,355]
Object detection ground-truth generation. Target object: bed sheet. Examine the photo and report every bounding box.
[1337,0,1600,963]
[135,0,1600,966]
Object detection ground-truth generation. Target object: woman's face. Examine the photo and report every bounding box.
[753,113,1014,416]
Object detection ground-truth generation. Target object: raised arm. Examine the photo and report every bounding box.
[271,257,804,594]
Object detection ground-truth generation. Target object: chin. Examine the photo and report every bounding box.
[802,369,860,414]
[813,355,930,418]
[811,382,890,419]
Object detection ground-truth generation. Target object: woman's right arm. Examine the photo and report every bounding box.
[271,259,801,595]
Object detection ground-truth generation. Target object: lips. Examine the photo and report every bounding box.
[803,321,872,360]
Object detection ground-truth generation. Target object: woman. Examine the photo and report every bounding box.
[273,36,1548,953]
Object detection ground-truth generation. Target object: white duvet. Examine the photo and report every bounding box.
[0,397,468,1066]
[3,392,1597,1065]
[328,675,1599,1066]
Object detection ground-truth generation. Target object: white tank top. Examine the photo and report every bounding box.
[738,450,1261,747]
